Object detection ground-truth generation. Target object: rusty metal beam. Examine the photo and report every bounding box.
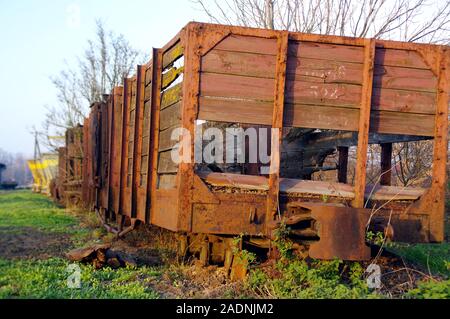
[353,39,375,208]
[177,25,199,232]
[149,49,163,224]
[428,47,449,241]
[266,31,289,231]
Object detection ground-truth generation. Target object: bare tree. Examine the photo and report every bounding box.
[40,20,143,151]
[393,141,433,187]
[0,148,32,186]
[194,0,450,44]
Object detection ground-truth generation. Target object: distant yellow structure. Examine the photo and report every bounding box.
[27,153,58,194]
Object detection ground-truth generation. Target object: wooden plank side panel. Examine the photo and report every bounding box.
[159,125,180,151]
[158,150,178,174]
[159,101,181,130]
[288,41,365,63]
[109,88,124,214]
[120,79,133,217]
[148,48,164,224]
[99,100,111,211]
[133,66,147,221]
[161,83,183,109]
[162,41,184,69]
[370,111,435,136]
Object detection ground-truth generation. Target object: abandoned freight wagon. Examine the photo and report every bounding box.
[28,153,58,195]
[77,22,448,263]
[50,126,84,207]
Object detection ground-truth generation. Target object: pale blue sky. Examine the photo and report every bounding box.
[0,0,208,155]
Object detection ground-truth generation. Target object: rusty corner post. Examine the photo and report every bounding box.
[146,48,163,225]
[428,46,449,241]
[352,39,376,208]
[131,65,145,220]
[266,31,289,234]
[177,24,200,232]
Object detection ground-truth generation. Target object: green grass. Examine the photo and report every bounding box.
[0,258,161,299]
[0,190,78,233]
[387,243,450,277]
[0,190,161,299]
[246,259,380,299]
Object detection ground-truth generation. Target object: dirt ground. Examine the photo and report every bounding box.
[0,226,72,260]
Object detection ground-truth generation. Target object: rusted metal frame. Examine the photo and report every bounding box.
[161,29,183,52]
[427,47,449,242]
[176,24,199,232]
[107,88,120,215]
[103,94,114,218]
[93,103,103,210]
[131,65,145,220]
[149,49,164,224]
[380,143,392,186]
[337,146,349,184]
[118,78,131,217]
[191,21,366,46]
[376,40,441,77]
[266,31,289,231]
[352,39,376,208]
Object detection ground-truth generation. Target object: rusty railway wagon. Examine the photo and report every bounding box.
[71,22,448,265]
[51,126,84,207]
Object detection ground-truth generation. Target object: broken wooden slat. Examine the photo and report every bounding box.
[162,41,184,70]
[162,66,184,90]
[161,83,182,109]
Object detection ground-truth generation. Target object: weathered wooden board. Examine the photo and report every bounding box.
[202,50,276,78]
[158,126,180,151]
[157,150,178,174]
[370,111,435,136]
[161,83,182,109]
[162,66,184,90]
[371,87,436,114]
[288,41,364,63]
[198,97,272,125]
[373,65,437,93]
[214,34,277,55]
[375,48,430,69]
[109,88,123,214]
[159,101,181,130]
[200,73,274,101]
[158,174,177,189]
[284,104,360,131]
[162,41,184,69]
